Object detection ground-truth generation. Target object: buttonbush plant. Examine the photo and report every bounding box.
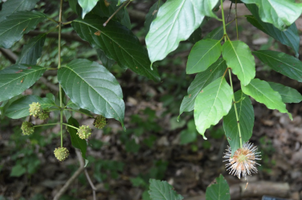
[0,0,302,199]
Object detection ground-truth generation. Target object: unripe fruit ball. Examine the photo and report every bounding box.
[21,121,34,135]
[54,147,69,161]
[94,115,106,129]
[29,102,41,117]
[38,111,49,120]
[77,125,92,139]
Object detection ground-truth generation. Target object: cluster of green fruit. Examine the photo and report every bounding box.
[21,102,107,161]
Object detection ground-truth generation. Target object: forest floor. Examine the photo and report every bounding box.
[1,1,302,200]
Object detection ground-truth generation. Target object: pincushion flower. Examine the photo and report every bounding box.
[223,142,261,179]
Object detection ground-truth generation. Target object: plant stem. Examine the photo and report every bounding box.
[220,0,227,42]
[58,0,64,148]
[33,123,78,131]
[103,0,131,26]
[62,123,79,131]
[235,0,239,40]
[228,70,243,148]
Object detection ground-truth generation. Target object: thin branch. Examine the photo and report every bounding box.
[85,169,97,200]
[0,48,18,63]
[53,150,84,200]
[26,31,89,45]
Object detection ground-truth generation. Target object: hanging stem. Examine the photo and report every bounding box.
[221,0,243,148]
[58,0,64,148]
[235,0,239,40]
[103,0,132,26]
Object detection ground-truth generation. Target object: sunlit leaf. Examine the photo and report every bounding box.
[194,77,233,139]
[241,78,292,119]
[180,59,227,116]
[186,39,222,74]
[246,4,300,56]
[222,40,255,86]
[78,0,98,18]
[145,0,205,64]
[241,0,302,30]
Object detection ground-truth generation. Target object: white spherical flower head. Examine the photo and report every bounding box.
[223,142,261,179]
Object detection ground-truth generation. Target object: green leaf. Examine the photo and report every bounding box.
[268,82,302,103]
[78,0,98,18]
[204,26,224,40]
[179,120,197,145]
[194,77,233,139]
[5,95,53,119]
[10,164,26,177]
[67,117,87,162]
[72,16,160,81]
[186,39,221,74]
[145,0,205,64]
[0,65,46,102]
[16,34,46,65]
[199,0,219,19]
[241,0,302,30]
[222,40,255,86]
[205,174,230,200]
[241,78,292,119]
[149,179,183,200]
[0,11,47,48]
[180,59,227,116]
[96,48,116,68]
[57,59,125,126]
[144,1,163,34]
[0,0,39,22]
[253,50,302,82]
[223,90,254,155]
[246,4,300,56]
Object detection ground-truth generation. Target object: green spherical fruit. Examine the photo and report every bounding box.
[38,111,49,120]
[94,115,106,129]
[54,147,69,161]
[77,125,92,139]
[29,102,42,117]
[21,121,34,136]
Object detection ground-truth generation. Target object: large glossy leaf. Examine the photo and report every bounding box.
[149,179,183,200]
[222,40,255,86]
[246,4,300,56]
[16,34,46,65]
[5,95,55,119]
[268,82,302,103]
[78,0,98,18]
[0,65,46,102]
[223,90,254,155]
[241,0,302,30]
[206,174,230,200]
[204,26,224,40]
[194,77,233,139]
[57,59,125,126]
[67,117,87,163]
[241,78,292,119]
[72,16,160,81]
[186,39,222,74]
[0,0,39,22]
[253,50,302,82]
[0,11,47,48]
[145,0,205,64]
[179,59,227,116]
